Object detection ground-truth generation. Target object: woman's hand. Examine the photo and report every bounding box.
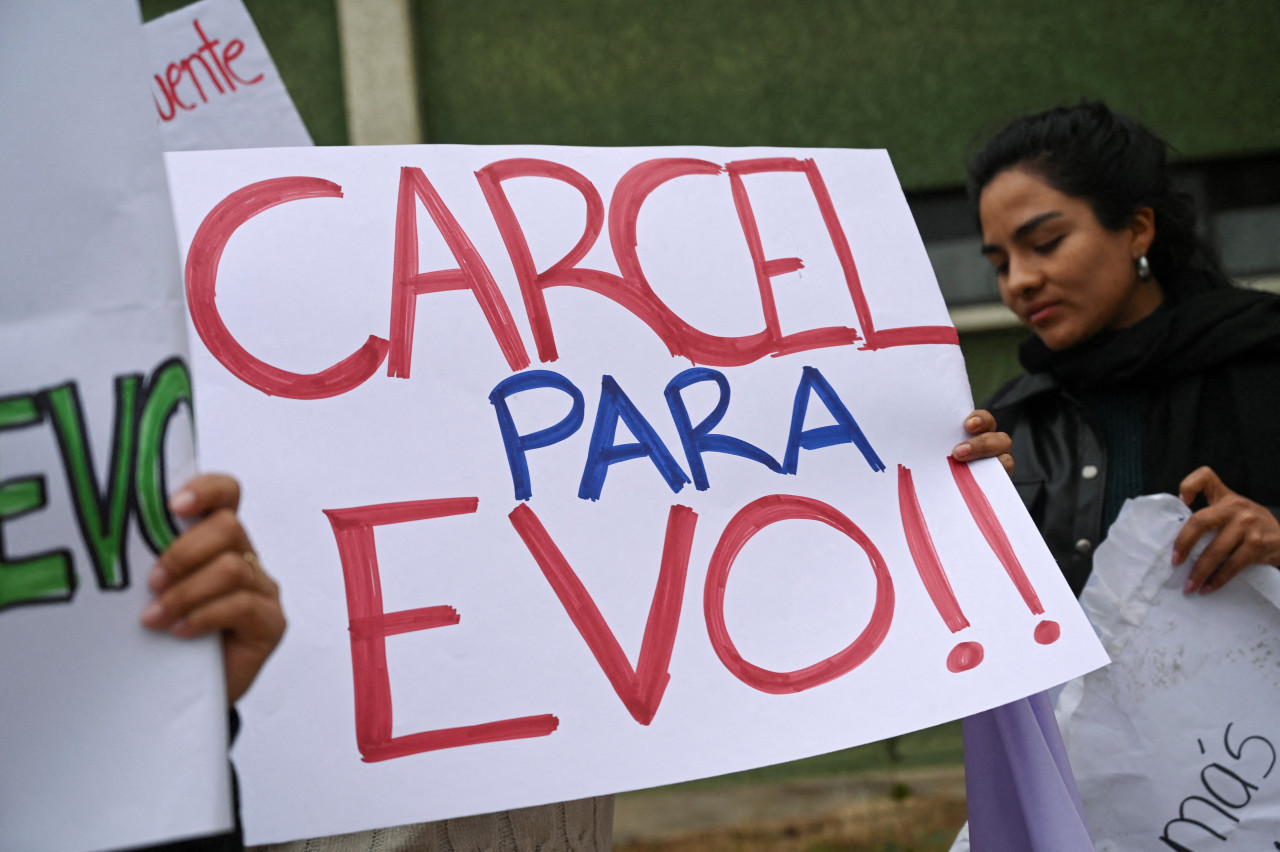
[1176,466,1280,594]
[141,473,286,705]
[951,410,1014,475]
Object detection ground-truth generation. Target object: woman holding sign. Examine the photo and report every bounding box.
[952,100,1280,851]
[959,99,1280,596]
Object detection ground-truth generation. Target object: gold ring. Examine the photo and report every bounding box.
[244,551,264,574]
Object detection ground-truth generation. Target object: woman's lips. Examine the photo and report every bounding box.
[1026,301,1059,325]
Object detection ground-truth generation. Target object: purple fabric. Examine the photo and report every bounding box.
[962,691,1094,850]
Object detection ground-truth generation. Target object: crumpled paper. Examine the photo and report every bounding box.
[1055,494,1280,851]
[950,494,1280,852]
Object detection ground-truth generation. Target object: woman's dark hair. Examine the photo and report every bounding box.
[966,100,1231,300]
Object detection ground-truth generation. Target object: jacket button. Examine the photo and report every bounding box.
[1075,538,1093,554]
[1081,464,1099,480]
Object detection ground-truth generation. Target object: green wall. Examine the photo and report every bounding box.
[413,0,1280,189]
[145,1,1280,187]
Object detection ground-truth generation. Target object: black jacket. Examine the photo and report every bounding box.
[987,373,1107,596]
[987,287,1280,596]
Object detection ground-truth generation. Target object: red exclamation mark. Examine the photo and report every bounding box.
[898,465,984,672]
[947,457,1061,646]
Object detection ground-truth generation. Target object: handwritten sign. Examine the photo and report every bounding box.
[144,0,312,151]
[1,2,231,851]
[165,143,1109,843]
[1057,495,1280,851]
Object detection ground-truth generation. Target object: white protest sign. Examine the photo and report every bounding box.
[144,0,312,152]
[0,2,231,851]
[1058,495,1280,851]
[164,144,1110,843]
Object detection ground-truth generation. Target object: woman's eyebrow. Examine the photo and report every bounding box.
[1013,211,1063,240]
[980,210,1064,256]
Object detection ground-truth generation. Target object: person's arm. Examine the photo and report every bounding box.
[141,473,285,704]
[951,409,1014,474]
[1174,466,1280,595]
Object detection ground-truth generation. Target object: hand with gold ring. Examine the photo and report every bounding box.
[141,473,286,705]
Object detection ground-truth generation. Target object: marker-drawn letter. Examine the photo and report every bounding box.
[704,494,894,693]
[388,166,529,377]
[609,158,776,366]
[477,158,618,364]
[490,370,585,501]
[509,503,696,725]
[40,378,140,591]
[1200,763,1257,808]
[135,359,193,553]
[0,394,73,610]
[781,366,885,475]
[726,157,860,356]
[664,367,780,490]
[1222,722,1276,780]
[325,498,558,762]
[727,157,959,352]
[579,376,690,501]
[186,177,389,399]
[1160,795,1236,849]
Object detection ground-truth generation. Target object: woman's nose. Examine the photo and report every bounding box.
[1005,257,1042,295]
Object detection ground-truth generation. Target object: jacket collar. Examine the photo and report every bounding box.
[985,371,1059,410]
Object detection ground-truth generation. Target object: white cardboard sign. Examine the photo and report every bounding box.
[163,144,1110,843]
[144,0,312,152]
[0,2,231,851]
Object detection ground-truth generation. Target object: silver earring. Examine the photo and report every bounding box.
[1136,255,1152,281]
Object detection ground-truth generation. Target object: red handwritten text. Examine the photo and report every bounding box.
[323,498,559,763]
[152,19,264,122]
[187,158,959,398]
[323,457,1057,758]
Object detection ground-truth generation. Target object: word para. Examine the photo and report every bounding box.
[184,158,959,400]
[489,365,884,502]
[151,19,263,122]
[0,359,192,610]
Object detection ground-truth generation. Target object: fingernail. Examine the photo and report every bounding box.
[141,600,165,628]
[148,563,169,592]
[966,416,981,430]
[169,489,197,515]
[953,443,972,460]
[1199,585,1213,595]
[170,618,192,637]
[1171,549,1183,566]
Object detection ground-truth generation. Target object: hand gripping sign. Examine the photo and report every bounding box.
[164,144,1108,844]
